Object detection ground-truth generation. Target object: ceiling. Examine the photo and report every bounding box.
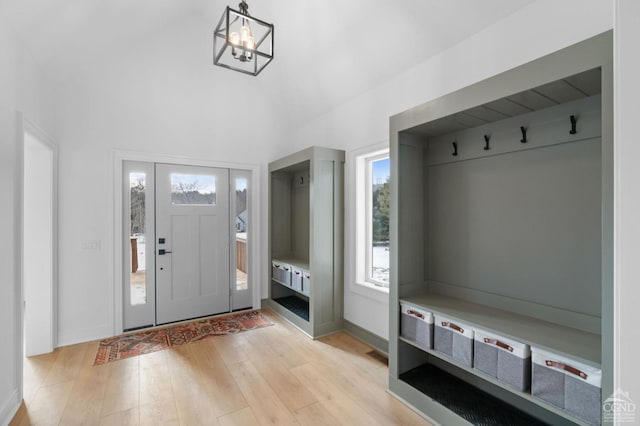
[410,68,602,137]
[2,0,537,123]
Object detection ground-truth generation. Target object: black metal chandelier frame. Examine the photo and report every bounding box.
[213,1,274,76]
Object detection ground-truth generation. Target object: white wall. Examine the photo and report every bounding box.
[0,13,55,426]
[0,23,21,423]
[50,17,286,345]
[615,0,640,409]
[282,0,613,340]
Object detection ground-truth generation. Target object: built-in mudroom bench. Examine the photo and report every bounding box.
[266,146,345,338]
[399,293,601,425]
[388,33,613,426]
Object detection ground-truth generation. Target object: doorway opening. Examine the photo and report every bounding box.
[22,121,58,357]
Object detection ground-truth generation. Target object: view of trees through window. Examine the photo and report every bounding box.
[130,175,145,236]
[170,174,216,205]
[371,157,390,286]
[130,173,147,306]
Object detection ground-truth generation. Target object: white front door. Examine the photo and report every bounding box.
[155,163,230,324]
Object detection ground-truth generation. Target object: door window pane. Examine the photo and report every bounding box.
[235,178,248,291]
[130,172,147,305]
[370,157,390,286]
[170,174,216,205]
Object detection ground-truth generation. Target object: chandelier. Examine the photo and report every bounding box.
[213,0,274,76]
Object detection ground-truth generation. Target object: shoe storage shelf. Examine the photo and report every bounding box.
[388,33,613,426]
[266,146,345,338]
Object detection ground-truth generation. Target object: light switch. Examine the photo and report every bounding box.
[82,240,101,251]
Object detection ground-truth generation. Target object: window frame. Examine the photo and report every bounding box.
[347,142,390,302]
[364,152,390,288]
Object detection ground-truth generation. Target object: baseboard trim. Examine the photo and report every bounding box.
[0,389,20,426]
[343,320,389,355]
[262,300,389,353]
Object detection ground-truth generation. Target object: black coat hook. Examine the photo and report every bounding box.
[570,115,577,134]
[520,126,527,143]
[452,142,458,156]
[483,135,490,151]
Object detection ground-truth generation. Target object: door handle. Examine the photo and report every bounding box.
[158,249,172,255]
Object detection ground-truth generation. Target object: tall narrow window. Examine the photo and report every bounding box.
[130,172,146,305]
[354,147,390,292]
[235,177,248,291]
[369,157,390,286]
[368,156,390,287]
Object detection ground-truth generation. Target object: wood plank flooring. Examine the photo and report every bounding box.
[10,309,431,426]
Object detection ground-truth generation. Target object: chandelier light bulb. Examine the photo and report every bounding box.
[229,32,240,58]
[245,35,256,51]
[240,25,252,44]
[229,31,240,46]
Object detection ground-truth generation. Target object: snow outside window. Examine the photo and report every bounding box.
[356,149,390,290]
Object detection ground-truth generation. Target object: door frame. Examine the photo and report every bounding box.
[18,113,59,356]
[112,150,261,335]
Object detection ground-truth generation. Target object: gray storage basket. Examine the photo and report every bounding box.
[474,337,498,377]
[271,260,291,286]
[473,329,531,392]
[400,303,433,350]
[291,267,303,292]
[532,347,602,425]
[302,270,311,295]
[434,315,474,367]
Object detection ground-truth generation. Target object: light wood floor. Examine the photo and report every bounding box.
[10,309,431,426]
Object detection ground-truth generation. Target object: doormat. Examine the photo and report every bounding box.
[94,310,272,365]
[273,296,309,321]
[401,364,545,425]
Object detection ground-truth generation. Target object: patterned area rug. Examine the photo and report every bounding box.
[94,310,272,365]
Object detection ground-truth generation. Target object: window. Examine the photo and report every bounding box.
[354,147,390,291]
[129,172,147,305]
[368,156,390,286]
[170,173,216,205]
[234,177,248,291]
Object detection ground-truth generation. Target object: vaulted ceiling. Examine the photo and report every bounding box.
[2,0,536,123]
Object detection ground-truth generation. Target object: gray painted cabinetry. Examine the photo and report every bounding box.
[389,33,613,426]
[267,146,345,338]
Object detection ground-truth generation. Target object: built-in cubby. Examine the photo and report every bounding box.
[267,146,345,338]
[389,32,612,426]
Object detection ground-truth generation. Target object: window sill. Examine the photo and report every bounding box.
[351,280,389,303]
